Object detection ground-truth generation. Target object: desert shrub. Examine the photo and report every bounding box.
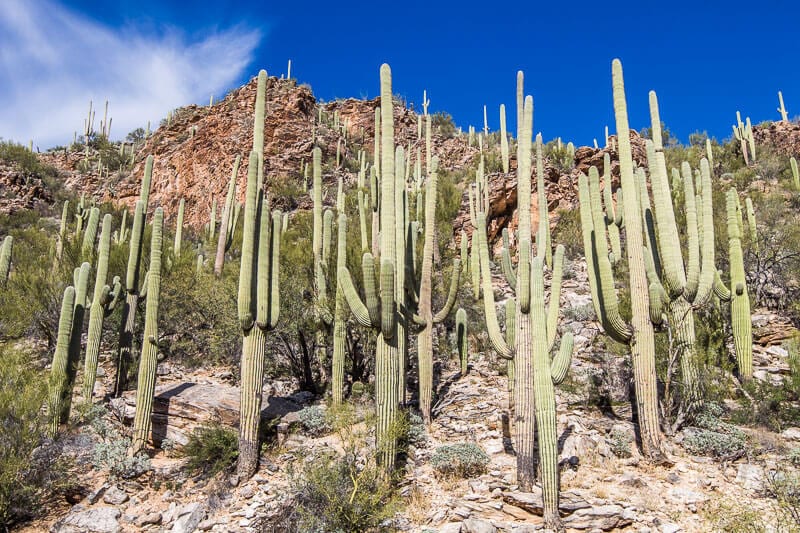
[182,423,239,476]
[87,406,150,479]
[0,344,71,528]
[608,429,633,458]
[763,468,800,526]
[702,496,766,532]
[564,303,595,322]
[729,377,800,432]
[297,405,329,436]
[279,452,398,532]
[268,402,398,532]
[431,112,457,138]
[157,257,241,367]
[788,447,800,466]
[683,404,747,458]
[430,442,489,478]
[405,413,427,447]
[551,208,584,260]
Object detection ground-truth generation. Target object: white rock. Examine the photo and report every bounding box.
[54,507,121,533]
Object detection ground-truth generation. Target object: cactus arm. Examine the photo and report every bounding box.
[713,270,731,301]
[535,134,552,267]
[693,158,716,306]
[237,152,259,331]
[588,166,632,343]
[267,210,282,329]
[546,244,565,350]
[635,165,661,279]
[578,173,603,321]
[550,332,574,385]
[677,162,700,301]
[745,197,758,252]
[476,213,513,360]
[500,228,517,290]
[379,259,396,340]
[255,192,272,328]
[432,258,461,323]
[338,266,373,328]
[649,282,665,325]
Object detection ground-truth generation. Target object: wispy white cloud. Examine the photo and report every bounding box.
[0,0,261,148]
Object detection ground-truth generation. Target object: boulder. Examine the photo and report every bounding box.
[51,506,121,533]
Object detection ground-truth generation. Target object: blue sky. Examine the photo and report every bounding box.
[2,0,798,148]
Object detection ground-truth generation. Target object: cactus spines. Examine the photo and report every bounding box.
[83,215,120,401]
[237,148,283,478]
[131,208,164,455]
[0,235,12,286]
[456,308,468,376]
[48,286,76,437]
[174,198,185,257]
[500,104,509,174]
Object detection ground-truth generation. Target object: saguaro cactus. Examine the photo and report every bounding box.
[500,104,509,173]
[214,155,242,275]
[311,147,333,384]
[48,286,76,437]
[236,151,283,478]
[55,201,69,264]
[635,91,719,417]
[416,157,461,423]
[578,59,664,460]
[115,155,153,396]
[48,261,90,431]
[132,208,164,455]
[332,180,348,405]
[714,188,753,380]
[81,207,100,259]
[0,235,12,286]
[82,215,122,401]
[791,157,800,190]
[778,91,789,122]
[338,64,407,473]
[475,89,574,528]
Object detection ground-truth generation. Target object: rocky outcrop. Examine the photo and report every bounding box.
[0,160,54,215]
[753,120,800,158]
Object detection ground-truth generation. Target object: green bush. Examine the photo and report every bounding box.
[278,452,398,532]
[0,344,74,528]
[609,429,633,458]
[182,423,239,476]
[298,405,329,436]
[430,442,489,478]
[683,405,747,458]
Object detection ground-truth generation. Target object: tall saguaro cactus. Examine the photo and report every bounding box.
[338,64,406,473]
[83,215,122,401]
[416,157,460,423]
[456,308,468,376]
[131,208,164,455]
[500,104,509,174]
[332,180,348,405]
[236,151,283,478]
[578,59,664,460]
[714,188,753,380]
[115,155,154,396]
[48,286,76,437]
[474,88,574,529]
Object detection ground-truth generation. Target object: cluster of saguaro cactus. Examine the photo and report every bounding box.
[0,235,12,286]
[338,64,411,472]
[713,188,753,380]
[131,208,165,454]
[48,262,90,436]
[114,155,153,396]
[237,70,285,479]
[474,79,574,529]
[633,91,719,417]
[733,112,756,164]
[578,59,665,461]
[82,214,122,402]
[214,155,242,275]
